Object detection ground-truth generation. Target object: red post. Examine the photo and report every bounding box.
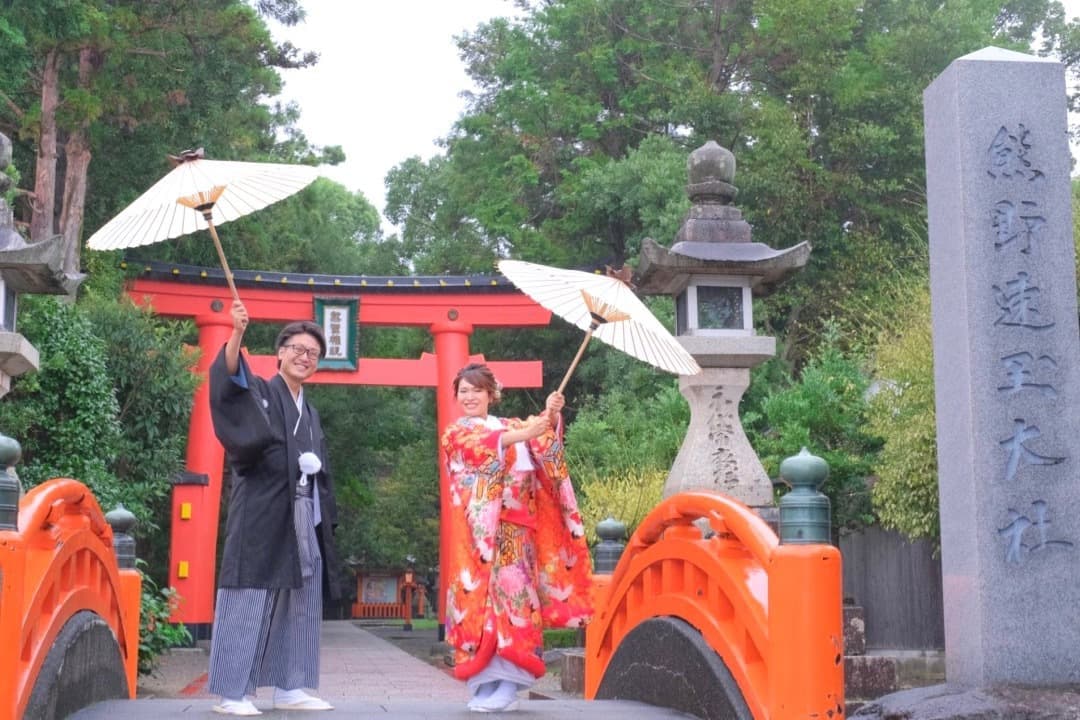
[403,583,414,632]
[768,543,845,717]
[169,312,232,626]
[430,316,472,638]
[0,529,26,718]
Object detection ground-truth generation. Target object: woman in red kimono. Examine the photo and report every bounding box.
[441,363,593,713]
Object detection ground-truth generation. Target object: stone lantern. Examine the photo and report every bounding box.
[0,131,83,398]
[635,140,809,512]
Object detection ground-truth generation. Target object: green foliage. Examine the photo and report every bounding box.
[866,282,939,543]
[0,297,123,500]
[543,628,581,650]
[745,328,880,534]
[333,434,440,574]
[384,154,521,274]
[552,135,690,261]
[565,381,688,478]
[2,162,18,205]
[80,297,200,580]
[2,0,342,269]
[577,467,666,545]
[566,378,684,543]
[379,0,1076,366]
[0,295,198,586]
[138,565,192,676]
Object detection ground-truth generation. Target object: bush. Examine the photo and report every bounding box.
[578,466,666,545]
[565,382,687,479]
[867,284,940,543]
[745,326,881,535]
[138,567,191,676]
[543,628,581,649]
[0,295,199,588]
[81,297,200,584]
[0,297,123,496]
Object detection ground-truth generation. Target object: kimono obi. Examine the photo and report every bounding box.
[499,458,537,529]
[499,502,536,529]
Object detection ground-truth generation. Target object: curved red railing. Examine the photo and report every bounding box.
[585,491,844,719]
[0,479,142,720]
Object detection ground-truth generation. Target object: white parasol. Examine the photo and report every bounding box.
[86,148,319,300]
[497,260,701,393]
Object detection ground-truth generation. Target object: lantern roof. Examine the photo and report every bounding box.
[635,140,810,297]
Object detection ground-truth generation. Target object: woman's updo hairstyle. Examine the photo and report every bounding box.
[453,362,502,404]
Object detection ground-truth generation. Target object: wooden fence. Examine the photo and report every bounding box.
[839,525,945,651]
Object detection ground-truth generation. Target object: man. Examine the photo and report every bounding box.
[206,299,340,715]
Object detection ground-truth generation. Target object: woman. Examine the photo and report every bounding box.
[441,363,593,713]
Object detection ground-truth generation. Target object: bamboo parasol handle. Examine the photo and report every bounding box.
[556,326,595,395]
[205,218,240,303]
[180,187,239,303]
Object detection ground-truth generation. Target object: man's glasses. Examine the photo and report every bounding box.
[283,343,321,360]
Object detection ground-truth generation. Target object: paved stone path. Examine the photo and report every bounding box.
[72,621,694,719]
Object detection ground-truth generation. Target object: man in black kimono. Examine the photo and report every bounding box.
[206,299,340,715]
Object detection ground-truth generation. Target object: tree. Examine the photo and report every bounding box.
[743,327,881,534]
[384,0,1073,366]
[127,177,386,276]
[0,0,337,275]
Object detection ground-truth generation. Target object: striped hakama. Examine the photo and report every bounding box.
[207,495,323,698]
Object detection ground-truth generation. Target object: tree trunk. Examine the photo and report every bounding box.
[60,132,90,275]
[30,48,61,243]
[708,0,739,93]
[59,46,96,275]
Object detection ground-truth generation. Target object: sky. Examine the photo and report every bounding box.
[273,1,1080,234]
[271,1,517,232]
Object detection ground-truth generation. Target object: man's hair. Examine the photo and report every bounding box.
[275,320,327,357]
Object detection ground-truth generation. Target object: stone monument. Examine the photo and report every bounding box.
[635,140,809,511]
[856,45,1080,719]
[925,46,1080,688]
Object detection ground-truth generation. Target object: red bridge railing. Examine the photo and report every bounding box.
[0,479,141,720]
[585,490,844,719]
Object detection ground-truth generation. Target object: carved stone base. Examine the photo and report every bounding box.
[664,367,772,506]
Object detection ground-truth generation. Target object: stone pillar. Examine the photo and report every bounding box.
[925,47,1080,686]
[592,517,627,573]
[0,133,41,398]
[667,366,772,505]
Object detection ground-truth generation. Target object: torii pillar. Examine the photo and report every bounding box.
[432,314,472,637]
[171,312,232,625]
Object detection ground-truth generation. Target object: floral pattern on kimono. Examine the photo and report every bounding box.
[441,414,593,680]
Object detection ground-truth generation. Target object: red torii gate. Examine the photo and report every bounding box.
[126,261,551,633]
